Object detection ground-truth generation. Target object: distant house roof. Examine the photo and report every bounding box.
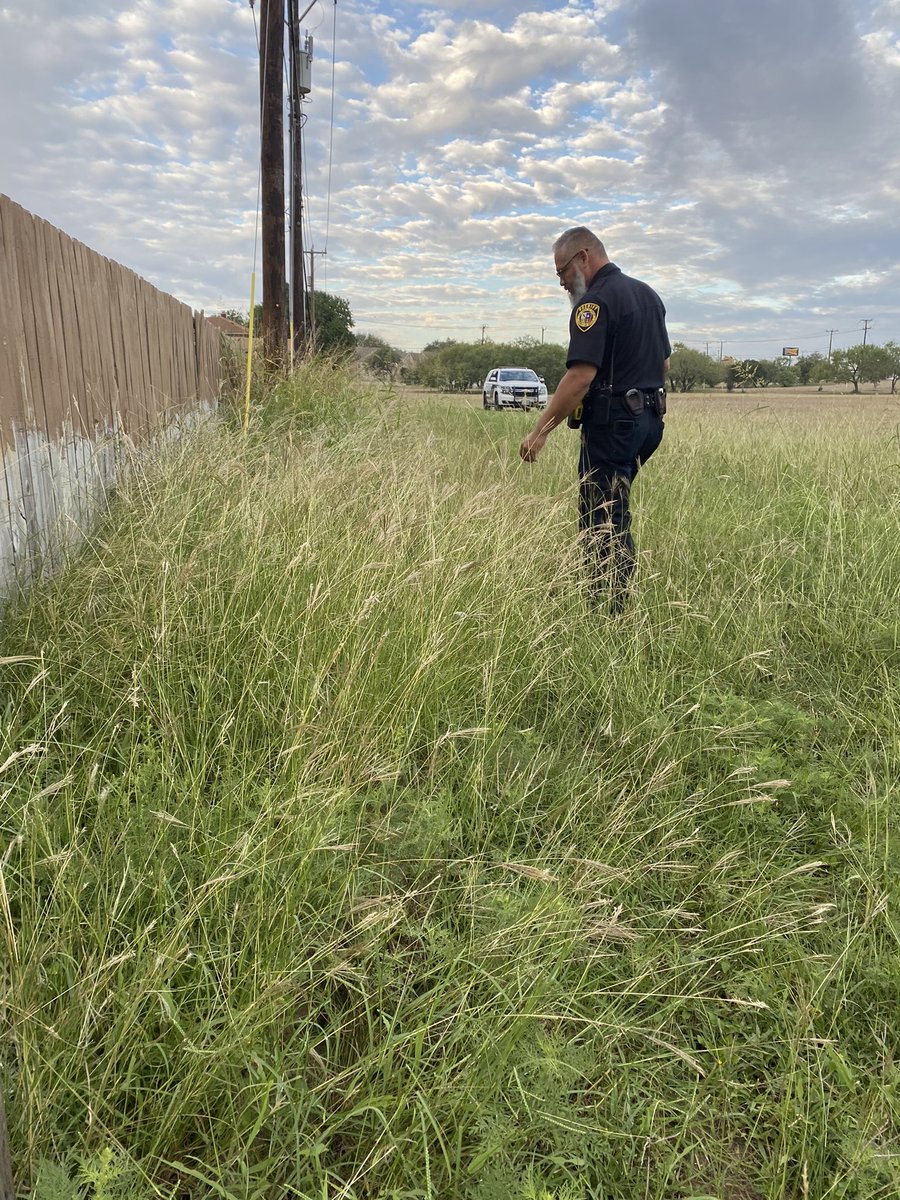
[207,314,250,337]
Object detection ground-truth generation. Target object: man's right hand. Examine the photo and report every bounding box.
[520,429,548,462]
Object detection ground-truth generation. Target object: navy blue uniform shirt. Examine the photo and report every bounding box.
[566,263,671,391]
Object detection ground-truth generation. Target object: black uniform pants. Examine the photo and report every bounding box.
[578,399,664,601]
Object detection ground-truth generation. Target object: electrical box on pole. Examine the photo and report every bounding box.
[297,35,313,94]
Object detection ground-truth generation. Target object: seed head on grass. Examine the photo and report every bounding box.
[2,378,899,1198]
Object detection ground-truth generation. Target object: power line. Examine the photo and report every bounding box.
[247,1,262,280]
[676,326,873,350]
[678,332,827,347]
[292,2,333,270]
[248,0,260,50]
[324,0,337,250]
[301,98,314,276]
[353,314,496,330]
[349,301,890,354]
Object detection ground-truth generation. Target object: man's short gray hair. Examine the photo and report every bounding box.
[554,226,606,258]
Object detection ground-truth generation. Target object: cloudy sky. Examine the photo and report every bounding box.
[2,0,898,356]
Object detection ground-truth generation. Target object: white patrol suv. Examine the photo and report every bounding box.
[482,367,548,411]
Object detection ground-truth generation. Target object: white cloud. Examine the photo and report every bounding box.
[0,0,895,353]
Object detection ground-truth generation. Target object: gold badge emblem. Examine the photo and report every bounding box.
[574,303,600,331]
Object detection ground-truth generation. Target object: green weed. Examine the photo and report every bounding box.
[2,376,898,1198]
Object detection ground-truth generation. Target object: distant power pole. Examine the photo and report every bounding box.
[307,248,326,351]
[826,328,838,361]
[260,0,287,358]
[287,1,317,359]
[860,319,872,375]
[481,326,487,344]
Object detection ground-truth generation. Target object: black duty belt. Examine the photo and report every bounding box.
[577,386,667,429]
[612,388,665,401]
[615,387,667,416]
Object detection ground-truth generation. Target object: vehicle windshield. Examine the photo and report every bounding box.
[498,369,539,382]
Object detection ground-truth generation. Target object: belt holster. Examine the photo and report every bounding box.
[624,388,644,416]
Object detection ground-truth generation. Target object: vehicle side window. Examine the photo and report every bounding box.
[488,371,497,383]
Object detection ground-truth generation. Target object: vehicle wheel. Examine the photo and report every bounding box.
[493,391,501,409]
[483,393,490,409]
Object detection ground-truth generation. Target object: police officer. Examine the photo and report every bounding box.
[520,227,671,609]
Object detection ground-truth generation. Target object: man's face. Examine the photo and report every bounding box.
[567,266,588,307]
[555,247,588,306]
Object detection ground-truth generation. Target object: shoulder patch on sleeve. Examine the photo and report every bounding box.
[574,302,600,331]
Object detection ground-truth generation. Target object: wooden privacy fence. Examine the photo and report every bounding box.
[0,194,227,593]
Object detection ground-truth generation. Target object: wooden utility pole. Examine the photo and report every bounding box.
[260,0,287,358]
[288,0,306,358]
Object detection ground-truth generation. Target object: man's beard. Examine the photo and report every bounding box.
[568,266,588,307]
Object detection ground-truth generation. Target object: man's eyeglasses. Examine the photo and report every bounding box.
[555,248,586,279]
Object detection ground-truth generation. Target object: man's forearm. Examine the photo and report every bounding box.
[531,365,598,437]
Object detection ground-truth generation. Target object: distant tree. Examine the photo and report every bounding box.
[752,359,777,386]
[754,358,796,387]
[408,339,566,392]
[467,344,500,389]
[252,290,355,355]
[411,344,467,390]
[421,338,459,353]
[512,340,568,391]
[828,344,893,393]
[356,333,404,379]
[882,340,900,394]
[313,291,355,355]
[860,344,895,392]
[796,352,825,385]
[667,344,724,392]
[426,342,492,391]
[809,358,835,387]
[825,346,863,392]
[220,308,250,327]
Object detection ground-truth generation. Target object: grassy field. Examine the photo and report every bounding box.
[2,365,899,1199]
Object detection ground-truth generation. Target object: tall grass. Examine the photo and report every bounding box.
[2,370,899,1199]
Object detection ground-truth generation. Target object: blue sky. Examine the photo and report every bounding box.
[1,0,897,356]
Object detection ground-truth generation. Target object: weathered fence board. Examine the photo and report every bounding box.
[0,194,227,594]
